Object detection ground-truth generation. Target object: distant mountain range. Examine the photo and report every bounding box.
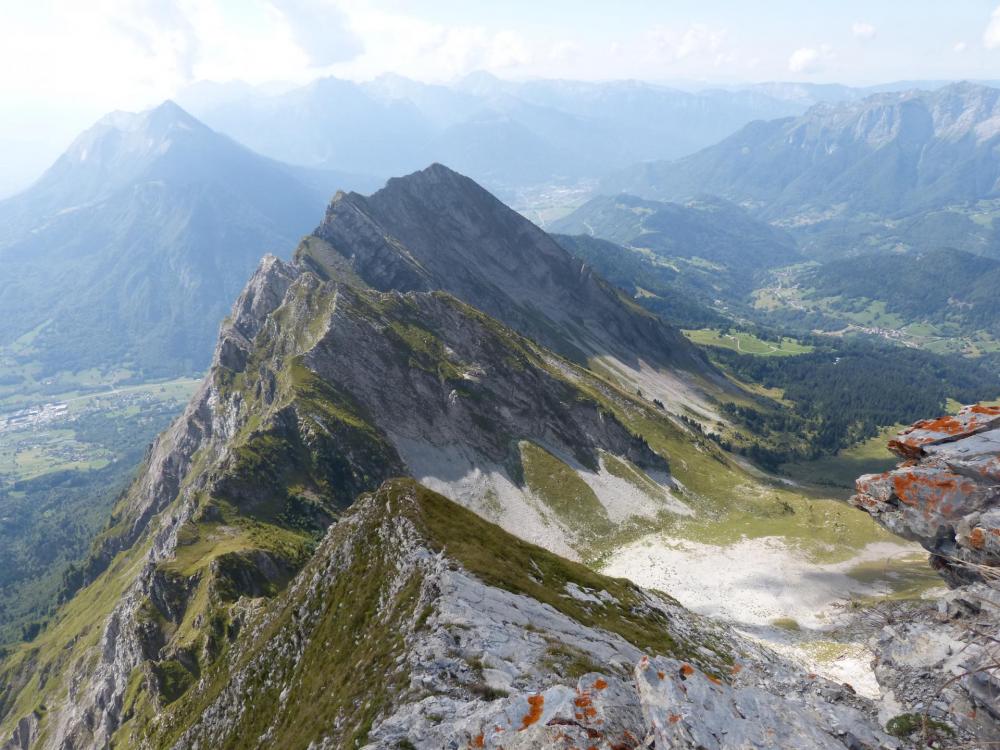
[177,75,1000,198]
[176,73,814,192]
[0,101,379,380]
[605,82,1000,259]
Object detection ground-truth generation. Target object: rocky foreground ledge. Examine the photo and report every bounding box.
[852,404,1000,743]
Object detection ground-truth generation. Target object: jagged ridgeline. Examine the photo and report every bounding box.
[0,166,888,749]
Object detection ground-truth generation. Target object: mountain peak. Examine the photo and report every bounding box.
[308,164,715,387]
[52,100,212,184]
[91,99,205,141]
[144,98,203,129]
[384,162,472,190]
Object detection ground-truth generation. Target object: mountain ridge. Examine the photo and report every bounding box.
[0,206,719,746]
[603,81,1000,259]
[303,164,734,413]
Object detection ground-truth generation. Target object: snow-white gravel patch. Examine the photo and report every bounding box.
[601,535,919,629]
[601,533,929,697]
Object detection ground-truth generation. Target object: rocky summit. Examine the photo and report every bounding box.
[305,163,720,386]
[853,404,1000,743]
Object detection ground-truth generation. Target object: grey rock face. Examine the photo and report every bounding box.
[308,163,710,374]
[1,255,305,750]
[304,284,667,478]
[870,583,1000,741]
[0,713,38,750]
[635,655,898,750]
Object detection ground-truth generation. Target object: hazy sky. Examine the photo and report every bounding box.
[2,0,1000,195]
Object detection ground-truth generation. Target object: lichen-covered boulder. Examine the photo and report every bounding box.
[852,404,1000,744]
[853,404,1000,583]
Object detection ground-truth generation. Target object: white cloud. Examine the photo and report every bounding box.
[110,0,200,79]
[548,40,580,63]
[788,44,834,74]
[325,6,534,82]
[269,0,363,66]
[954,40,968,53]
[489,30,532,69]
[650,24,728,62]
[676,24,726,59]
[985,5,1000,49]
[0,0,326,115]
[788,47,820,74]
[851,22,876,40]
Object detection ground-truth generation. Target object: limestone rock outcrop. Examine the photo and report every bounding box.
[852,405,1000,742]
[853,404,1000,584]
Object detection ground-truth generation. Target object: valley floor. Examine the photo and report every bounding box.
[603,529,943,699]
[0,375,199,642]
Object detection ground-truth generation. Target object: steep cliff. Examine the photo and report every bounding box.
[0,239,697,746]
[852,404,1000,743]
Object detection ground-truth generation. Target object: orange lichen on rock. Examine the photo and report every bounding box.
[889,471,975,517]
[969,528,986,549]
[574,691,598,719]
[888,439,923,459]
[912,415,967,435]
[593,678,608,690]
[520,694,545,729]
[668,714,682,724]
[470,733,485,748]
[729,663,743,675]
[970,404,1000,415]
[889,405,1000,457]
[656,671,665,681]
[679,664,695,678]
[855,404,1000,588]
[611,731,640,750]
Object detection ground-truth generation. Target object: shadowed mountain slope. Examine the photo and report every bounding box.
[0,101,374,378]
